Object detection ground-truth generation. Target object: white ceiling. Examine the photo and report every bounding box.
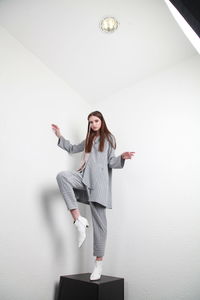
[0,0,196,104]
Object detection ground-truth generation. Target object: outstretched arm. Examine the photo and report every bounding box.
[58,136,85,154]
[107,134,135,168]
[51,123,85,154]
[107,143,125,169]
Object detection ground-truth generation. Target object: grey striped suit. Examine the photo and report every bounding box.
[56,134,125,257]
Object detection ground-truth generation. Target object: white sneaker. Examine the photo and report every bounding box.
[74,215,89,247]
[90,260,103,280]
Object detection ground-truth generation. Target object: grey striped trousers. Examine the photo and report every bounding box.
[56,169,107,257]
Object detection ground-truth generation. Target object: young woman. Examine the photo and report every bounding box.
[51,110,135,280]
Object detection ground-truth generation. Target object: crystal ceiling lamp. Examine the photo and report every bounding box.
[100,16,119,33]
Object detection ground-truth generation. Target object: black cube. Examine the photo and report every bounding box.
[58,273,124,300]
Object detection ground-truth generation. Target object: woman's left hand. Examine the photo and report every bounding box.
[121,152,135,159]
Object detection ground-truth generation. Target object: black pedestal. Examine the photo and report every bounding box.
[58,273,124,300]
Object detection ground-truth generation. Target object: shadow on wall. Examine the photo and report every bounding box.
[40,187,86,300]
[41,189,67,257]
[53,282,60,300]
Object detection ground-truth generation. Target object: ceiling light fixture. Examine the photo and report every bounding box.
[100,16,119,33]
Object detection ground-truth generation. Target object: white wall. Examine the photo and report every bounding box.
[91,54,200,300]
[0,26,91,300]
[1,22,200,300]
[0,0,196,105]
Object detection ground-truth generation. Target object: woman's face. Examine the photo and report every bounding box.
[89,116,102,133]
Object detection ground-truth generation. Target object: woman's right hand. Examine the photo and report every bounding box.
[51,124,62,138]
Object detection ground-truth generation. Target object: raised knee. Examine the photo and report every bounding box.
[56,170,71,181]
[56,171,65,181]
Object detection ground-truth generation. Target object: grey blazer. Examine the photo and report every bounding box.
[57,134,125,209]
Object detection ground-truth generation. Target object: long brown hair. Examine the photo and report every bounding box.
[84,111,116,153]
